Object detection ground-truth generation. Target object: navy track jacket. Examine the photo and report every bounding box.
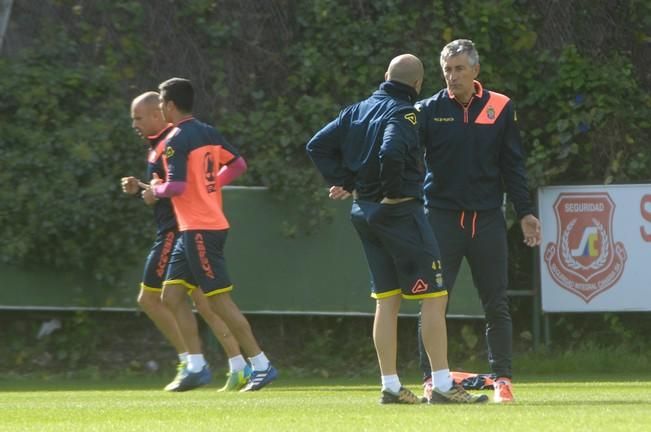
[306,81,424,202]
[416,81,534,219]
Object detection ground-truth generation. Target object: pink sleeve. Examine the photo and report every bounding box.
[153,181,187,198]
[218,156,247,186]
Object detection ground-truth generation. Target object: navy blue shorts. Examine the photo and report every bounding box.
[141,229,179,292]
[350,199,446,300]
[164,229,233,296]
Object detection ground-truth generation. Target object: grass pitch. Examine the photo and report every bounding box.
[1,375,650,432]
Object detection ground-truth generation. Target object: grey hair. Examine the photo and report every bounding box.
[440,39,480,67]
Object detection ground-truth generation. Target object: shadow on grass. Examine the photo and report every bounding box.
[0,376,169,392]
[3,372,651,393]
[0,374,380,392]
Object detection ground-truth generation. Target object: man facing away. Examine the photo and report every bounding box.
[142,78,277,392]
[307,54,488,404]
[122,91,252,392]
[416,39,542,403]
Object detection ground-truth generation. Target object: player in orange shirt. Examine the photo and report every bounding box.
[143,78,277,391]
[122,92,251,392]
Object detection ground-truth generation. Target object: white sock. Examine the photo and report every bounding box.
[186,354,206,373]
[228,355,247,373]
[432,369,453,392]
[178,352,189,363]
[381,374,401,394]
[249,352,270,371]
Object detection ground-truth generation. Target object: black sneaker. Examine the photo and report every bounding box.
[380,387,421,405]
[428,382,489,404]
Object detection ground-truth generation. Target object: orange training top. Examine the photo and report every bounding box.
[161,117,240,231]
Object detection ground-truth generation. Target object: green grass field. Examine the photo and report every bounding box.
[1,375,650,432]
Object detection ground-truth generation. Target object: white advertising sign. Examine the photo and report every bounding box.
[538,184,651,312]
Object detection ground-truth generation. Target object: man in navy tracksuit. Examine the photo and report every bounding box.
[307,54,487,405]
[416,39,542,403]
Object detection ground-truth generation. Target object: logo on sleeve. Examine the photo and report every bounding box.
[404,112,417,125]
[165,146,175,158]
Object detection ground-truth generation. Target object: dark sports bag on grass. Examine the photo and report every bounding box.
[451,371,496,390]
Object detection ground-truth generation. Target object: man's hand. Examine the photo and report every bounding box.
[142,188,158,206]
[521,214,542,247]
[121,176,140,195]
[142,173,163,206]
[149,172,163,188]
[328,185,351,200]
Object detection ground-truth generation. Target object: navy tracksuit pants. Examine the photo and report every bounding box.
[418,207,513,379]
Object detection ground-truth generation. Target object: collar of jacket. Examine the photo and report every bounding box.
[446,80,484,101]
[378,80,418,103]
[147,123,174,148]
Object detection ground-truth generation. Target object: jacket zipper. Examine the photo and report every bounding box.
[455,95,475,123]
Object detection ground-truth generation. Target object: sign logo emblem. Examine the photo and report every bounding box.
[544,193,627,302]
[487,107,495,120]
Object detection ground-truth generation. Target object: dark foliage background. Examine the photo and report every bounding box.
[1,0,649,282]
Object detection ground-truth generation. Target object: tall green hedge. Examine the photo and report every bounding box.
[1,0,649,287]
[0,34,150,286]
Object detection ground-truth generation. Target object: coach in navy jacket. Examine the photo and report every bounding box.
[415,39,541,404]
[418,80,533,220]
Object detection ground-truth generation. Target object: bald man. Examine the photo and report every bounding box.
[307,55,487,404]
[121,92,251,392]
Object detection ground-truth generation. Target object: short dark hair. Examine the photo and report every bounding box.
[158,77,194,113]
